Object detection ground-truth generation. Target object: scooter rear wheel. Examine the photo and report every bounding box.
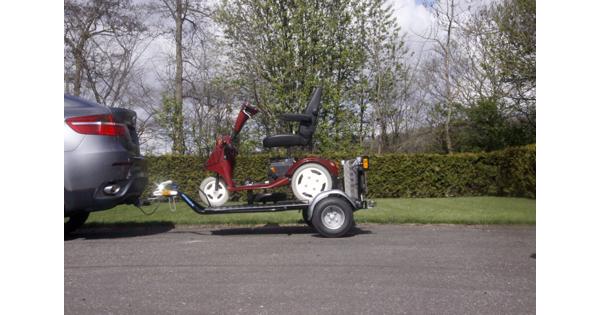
[291,163,333,202]
[199,177,229,207]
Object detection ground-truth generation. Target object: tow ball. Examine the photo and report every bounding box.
[136,180,180,213]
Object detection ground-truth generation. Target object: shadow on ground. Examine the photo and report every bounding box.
[64,222,175,240]
[210,224,372,238]
[65,223,372,240]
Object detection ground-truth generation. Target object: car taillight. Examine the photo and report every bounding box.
[65,114,128,137]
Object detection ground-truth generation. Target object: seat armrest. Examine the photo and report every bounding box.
[280,113,312,122]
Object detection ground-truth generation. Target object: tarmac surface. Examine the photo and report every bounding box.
[65,224,535,314]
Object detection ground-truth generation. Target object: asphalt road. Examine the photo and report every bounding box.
[65,224,535,314]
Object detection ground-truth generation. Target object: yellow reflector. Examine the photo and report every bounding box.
[362,157,369,169]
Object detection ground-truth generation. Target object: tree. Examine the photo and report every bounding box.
[461,98,508,151]
[425,0,470,154]
[64,0,147,104]
[216,0,373,152]
[151,0,211,154]
[361,0,410,153]
[450,0,536,151]
[486,0,536,131]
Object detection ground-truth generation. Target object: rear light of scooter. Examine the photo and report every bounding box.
[66,114,128,137]
[361,156,369,170]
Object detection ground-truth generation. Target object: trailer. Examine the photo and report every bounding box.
[144,156,373,238]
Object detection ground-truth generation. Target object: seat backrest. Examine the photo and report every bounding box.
[298,87,323,141]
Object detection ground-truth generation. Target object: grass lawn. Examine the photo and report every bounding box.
[85,196,535,227]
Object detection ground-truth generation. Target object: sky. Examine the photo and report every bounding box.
[390,0,436,37]
[140,0,442,82]
[388,0,437,60]
[389,0,497,62]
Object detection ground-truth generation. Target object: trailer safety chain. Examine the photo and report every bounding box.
[135,196,178,216]
[168,196,177,212]
[136,202,159,216]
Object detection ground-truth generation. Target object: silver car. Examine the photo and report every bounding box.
[64,94,148,233]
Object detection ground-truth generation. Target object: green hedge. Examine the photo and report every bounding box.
[144,145,535,199]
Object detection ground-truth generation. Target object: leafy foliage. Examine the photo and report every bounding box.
[215,0,392,152]
[452,98,535,152]
[64,0,536,156]
[479,0,536,129]
[144,145,535,199]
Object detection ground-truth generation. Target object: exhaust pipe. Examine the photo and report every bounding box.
[103,184,121,195]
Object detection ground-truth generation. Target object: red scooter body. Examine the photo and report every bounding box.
[204,104,338,192]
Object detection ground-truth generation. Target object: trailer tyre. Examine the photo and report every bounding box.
[311,198,354,238]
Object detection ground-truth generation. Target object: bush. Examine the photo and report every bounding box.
[144,145,535,199]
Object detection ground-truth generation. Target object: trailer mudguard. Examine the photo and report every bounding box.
[306,189,359,221]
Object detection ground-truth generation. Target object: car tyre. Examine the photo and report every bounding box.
[64,212,89,234]
[311,197,354,238]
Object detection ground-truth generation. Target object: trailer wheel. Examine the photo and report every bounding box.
[311,198,354,238]
[199,177,229,207]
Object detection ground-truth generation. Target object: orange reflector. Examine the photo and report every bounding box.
[362,157,369,170]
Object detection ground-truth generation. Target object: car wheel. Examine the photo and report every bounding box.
[291,163,333,202]
[199,177,229,207]
[311,197,354,238]
[64,212,89,234]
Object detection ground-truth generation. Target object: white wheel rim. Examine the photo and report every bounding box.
[321,205,345,230]
[203,180,227,204]
[294,166,330,200]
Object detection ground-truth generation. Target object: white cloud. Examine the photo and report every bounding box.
[388,0,435,39]
[388,0,497,62]
[387,0,437,62]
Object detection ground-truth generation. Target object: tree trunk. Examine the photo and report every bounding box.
[173,0,186,154]
[444,0,455,154]
[73,56,83,96]
[73,42,86,96]
[359,86,365,146]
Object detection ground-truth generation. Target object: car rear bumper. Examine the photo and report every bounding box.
[64,148,148,215]
[65,175,148,215]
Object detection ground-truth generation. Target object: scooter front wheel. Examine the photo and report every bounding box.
[199,177,229,207]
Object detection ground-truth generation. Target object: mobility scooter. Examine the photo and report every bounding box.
[145,87,374,237]
[198,87,338,207]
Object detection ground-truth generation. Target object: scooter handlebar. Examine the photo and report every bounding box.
[242,102,259,117]
[232,102,259,139]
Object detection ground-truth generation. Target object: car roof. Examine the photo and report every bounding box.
[64,94,111,118]
[64,94,104,109]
